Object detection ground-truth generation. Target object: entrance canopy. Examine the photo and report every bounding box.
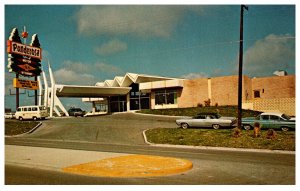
[55,85,131,98]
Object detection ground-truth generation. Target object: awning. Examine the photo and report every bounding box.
[55,85,131,98]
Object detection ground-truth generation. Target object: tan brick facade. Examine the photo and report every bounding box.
[176,75,295,115]
[177,78,208,108]
[243,98,295,116]
[251,75,295,99]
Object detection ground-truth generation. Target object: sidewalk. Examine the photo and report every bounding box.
[5,145,127,171]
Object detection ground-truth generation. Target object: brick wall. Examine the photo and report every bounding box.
[164,75,295,112]
[243,98,295,116]
[177,78,208,108]
[252,75,295,99]
[210,75,252,106]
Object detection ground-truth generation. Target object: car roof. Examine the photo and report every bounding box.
[261,112,283,116]
[197,113,218,115]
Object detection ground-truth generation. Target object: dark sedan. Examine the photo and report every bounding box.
[68,108,86,117]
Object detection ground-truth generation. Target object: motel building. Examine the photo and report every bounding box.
[75,72,295,116]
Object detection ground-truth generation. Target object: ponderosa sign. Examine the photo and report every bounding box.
[7,27,42,77]
[7,40,42,60]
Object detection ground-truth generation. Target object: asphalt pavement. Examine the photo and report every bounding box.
[4,113,296,185]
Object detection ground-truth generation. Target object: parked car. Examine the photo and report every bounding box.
[4,112,15,119]
[15,105,48,121]
[176,113,237,129]
[242,112,295,131]
[68,108,86,117]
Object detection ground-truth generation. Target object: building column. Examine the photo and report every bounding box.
[107,97,111,114]
[126,93,130,111]
[208,78,212,100]
[92,101,96,114]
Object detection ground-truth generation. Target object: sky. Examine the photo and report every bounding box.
[3,4,296,111]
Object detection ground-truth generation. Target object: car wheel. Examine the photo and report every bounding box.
[281,127,289,131]
[33,117,37,121]
[181,123,189,129]
[243,125,252,130]
[212,124,220,130]
[19,117,23,121]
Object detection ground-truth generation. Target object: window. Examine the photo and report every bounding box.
[270,115,280,120]
[194,115,205,119]
[254,90,260,98]
[261,115,269,120]
[155,89,177,105]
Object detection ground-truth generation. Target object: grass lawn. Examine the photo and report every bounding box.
[138,105,261,117]
[5,120,40,136]
[145,128,295,151]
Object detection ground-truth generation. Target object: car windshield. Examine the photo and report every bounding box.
[281,114,291,120]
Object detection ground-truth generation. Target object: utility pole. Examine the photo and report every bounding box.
[238,5,248,129]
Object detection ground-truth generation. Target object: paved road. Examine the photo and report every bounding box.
[18,113,179,145]
[5,113,295,185]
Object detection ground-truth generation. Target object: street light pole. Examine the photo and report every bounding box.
[238,5,248,129]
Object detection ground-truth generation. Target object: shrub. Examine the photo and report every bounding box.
[232,127,242,138]
[204,99,211,107]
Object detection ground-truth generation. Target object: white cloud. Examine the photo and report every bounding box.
[54,68,97,85]
[95,39,127,56]
[76,5,205,38]
[94,62,123,74]
[62,60,91,73]
[244,34,295,76]
[180,72,208,79]
[53,60,123,85]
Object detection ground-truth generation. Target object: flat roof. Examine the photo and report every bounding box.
[56,85,131,98]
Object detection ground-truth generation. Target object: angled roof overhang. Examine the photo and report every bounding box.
[96,72,178,87]
[55,85,131,98]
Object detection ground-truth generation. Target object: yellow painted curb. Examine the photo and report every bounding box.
[62,154,193,177]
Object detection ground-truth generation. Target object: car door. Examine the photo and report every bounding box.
[191,115,206,127]
[206,115,217,127]
[269,115,280,129]
[260,115,271,129]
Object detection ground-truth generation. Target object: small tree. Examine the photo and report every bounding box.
[232,127,242,138]
[266,129,277,139]
[204,99,211,107]
[253,122,261,138]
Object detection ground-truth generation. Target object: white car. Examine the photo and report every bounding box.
[15,105,48,121]
[4,112,15,119]
[176,113,237,129]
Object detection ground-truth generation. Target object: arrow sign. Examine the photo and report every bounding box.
[18,64,36,71]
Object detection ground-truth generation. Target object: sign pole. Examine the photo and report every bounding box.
[35,76,38,105]
[16,73,19,110]
[237,5,248,129]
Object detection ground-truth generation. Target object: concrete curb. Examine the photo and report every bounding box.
[133,112,189,118]
[142,129,295,155]
[5,121,42,138]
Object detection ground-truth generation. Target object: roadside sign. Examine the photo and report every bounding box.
[13,78,39,90]
[7,40,42,60]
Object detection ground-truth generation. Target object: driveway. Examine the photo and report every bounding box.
[20,113,180,145]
